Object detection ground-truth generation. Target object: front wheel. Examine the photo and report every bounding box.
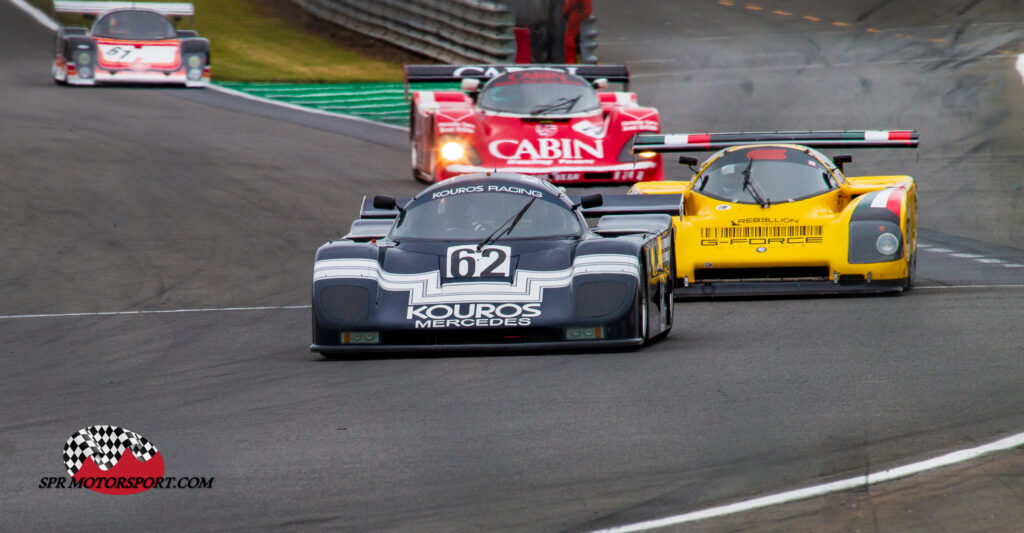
[903,250,917,291]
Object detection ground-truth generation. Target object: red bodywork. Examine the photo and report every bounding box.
[410,87,664,184]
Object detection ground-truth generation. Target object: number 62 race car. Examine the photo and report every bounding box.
[52,1,210,87]
[628,130,919,297]
[311,173,679,356]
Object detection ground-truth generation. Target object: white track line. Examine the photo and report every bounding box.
[914,284,1024,290]
[592,430,1024,533]
[6,0,408,132]
[0,305,309,320]
[9,0,58,30]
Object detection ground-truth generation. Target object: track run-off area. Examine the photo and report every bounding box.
[1,0,1022,531]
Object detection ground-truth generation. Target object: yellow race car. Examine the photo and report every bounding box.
[629,131,918,297]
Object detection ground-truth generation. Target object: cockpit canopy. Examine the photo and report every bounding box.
[92,10,177,41]
[693,146,842,204]
[477,70,600,116]
[390,177,583,241]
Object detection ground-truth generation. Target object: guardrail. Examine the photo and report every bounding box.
[291,0,517,64]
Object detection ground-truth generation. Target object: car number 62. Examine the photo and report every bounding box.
[446,245,511,278]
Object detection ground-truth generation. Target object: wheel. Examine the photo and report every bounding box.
[903,249,917,291]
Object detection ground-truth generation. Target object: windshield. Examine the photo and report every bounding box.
[92,10,177,41]
[477,70,600,115]
[390,190,583,240]
[695,147,837,204]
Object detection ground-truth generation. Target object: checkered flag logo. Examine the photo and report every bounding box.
[63,425,159,477]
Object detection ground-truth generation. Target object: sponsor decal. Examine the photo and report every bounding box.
[438,122,475,134]
[39,425,213,494]
[620,120,660,132]
[492,70,585,86]
[535,123,558,137]
[613,169,645,181]
[618,109,659,132]
[731,217,800,225]
[572,118,608,139]
[746,149,787,160]
[452,65,583,79]
[432,184,543,199]
[701,225,824,246]
[446,245,511,278]
[406,303,542,328]
[488,138,604,162]
[550,172,582,182]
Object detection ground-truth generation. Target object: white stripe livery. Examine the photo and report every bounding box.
[870,188,893,208]
[313,254,641,304]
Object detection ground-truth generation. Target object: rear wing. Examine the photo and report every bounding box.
[54,1,195,16]
[633,130,919,152]
[404,64,629,97]
[359,194,680,220]
[575,194,680,217]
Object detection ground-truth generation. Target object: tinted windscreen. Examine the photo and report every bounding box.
[478,71,599,115]
[391,191,582,240]
[92,11,177,40]
[694,147,837,204]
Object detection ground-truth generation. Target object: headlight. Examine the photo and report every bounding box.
[440,142,465,162]
[636,151,656,159]
[849,220,903,263]
[876,232,899,255]
[187,55,202,68]
[76,51,91,64]
[78,66,92,78]
[187,68,202,80]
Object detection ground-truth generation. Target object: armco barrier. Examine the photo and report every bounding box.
[291,0,516,63]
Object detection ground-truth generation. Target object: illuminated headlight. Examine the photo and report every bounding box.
[636,151,656,159]
[76,51,91,64]
[876,232,899,255]
[340,331,379,344]
[78,66,92,78]
[565,326,605,340]
[187,55,202,68]
[440,141,465,162]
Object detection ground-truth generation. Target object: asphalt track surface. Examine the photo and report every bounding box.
[1,1,1022,531]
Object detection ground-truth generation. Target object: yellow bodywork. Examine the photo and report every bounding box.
[629,147,917,289]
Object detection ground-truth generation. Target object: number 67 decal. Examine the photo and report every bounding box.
[446,245,511,278]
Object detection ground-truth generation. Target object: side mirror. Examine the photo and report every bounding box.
[592,78,608,89]
[833,154,852,172]
[678,156,699,166]
[579,193,603,209]
[460,78,481,92]
[372,195,397,210]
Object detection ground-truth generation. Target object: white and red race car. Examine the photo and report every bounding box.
[52,1,209,87]
[405,65,664,184]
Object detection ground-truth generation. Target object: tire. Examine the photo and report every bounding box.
[903,249,917,291]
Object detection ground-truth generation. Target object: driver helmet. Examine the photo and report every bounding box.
[718,164,744,196]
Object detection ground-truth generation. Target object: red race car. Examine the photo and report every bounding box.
[52,1,209,87]
[405,65,664,184]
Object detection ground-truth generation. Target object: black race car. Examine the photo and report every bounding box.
[311,173,677,356]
